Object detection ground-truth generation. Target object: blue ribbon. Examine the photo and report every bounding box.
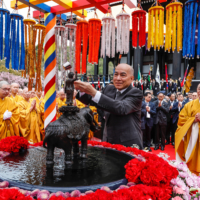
[197,3,200,58]
[182,5,188,57]
[20,18,25,70]
[0,11,3,60]
[191,2,198,58]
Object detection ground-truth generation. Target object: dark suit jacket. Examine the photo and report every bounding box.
[177,80,181,92]
[152,82,159,96]
[168,82,175,93]
[154,100,169,125]
[77,84,143,148]
[141,101,156,129]
[135,83,141,90]
[171,101,183,124]
[161,82,166,91]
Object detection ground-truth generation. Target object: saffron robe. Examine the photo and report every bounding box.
[175,98,200,175]
[88,106,98,140]
[18,99,41,144]
[10,94,23,103]
[31,96,44,105]
[0,97,20,140]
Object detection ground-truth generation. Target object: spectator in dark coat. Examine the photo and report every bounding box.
[141,92,156,151]
[154,91,170,151]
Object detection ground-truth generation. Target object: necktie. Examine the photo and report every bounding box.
[115,91,121,100]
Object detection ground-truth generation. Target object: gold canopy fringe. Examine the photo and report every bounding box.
[147,6,164,51]
[165,2,183,53]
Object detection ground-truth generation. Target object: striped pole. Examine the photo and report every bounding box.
[44,13,57,128]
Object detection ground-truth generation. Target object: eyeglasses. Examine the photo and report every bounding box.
[0,88,10,92]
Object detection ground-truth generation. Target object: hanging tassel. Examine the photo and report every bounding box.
[147,11,151,50]
[132,14,137,48]
[160,9,164,48]
[165,8,169,52]
[187,2,194,57]
[168,6,172,52]
[16,18,20,70]
[182,5,188,57]
[88,21,92,63]
[191,2,198,58]
[4,11,10,69]
[172,7,176,52]
[154,9,158,50]
[20,18,25,70]
[151,10,154,48]
[139,13,142,47]
[0,11,3,60]
[143,13,146,47]
[75,24,81,73]
[197,4,200,58]
[96,21,101,63]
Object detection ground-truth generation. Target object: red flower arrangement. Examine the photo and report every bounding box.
[0,136,29,153]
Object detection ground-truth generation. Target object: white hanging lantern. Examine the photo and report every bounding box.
[101,16,115,58]
[116,13,130,54]
[55,25,65,89]
[64,23,77,73]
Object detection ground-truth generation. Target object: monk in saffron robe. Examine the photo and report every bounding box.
[58,89,66,105]
[10,83,23,102]
[0,81,20,139]
[18,88,41,144]
[175,83,200,175]
[32,91,43,104]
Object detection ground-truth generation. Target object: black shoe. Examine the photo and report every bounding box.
[165,141,170,145]
[154,146,159,150]
[161,146,164,151]
[147,147,152,152]
[172,142,175,146]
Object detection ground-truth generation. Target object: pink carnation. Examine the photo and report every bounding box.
[172,197,183,200]
[173,186,185,195]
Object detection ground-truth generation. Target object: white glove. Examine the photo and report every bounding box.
[3,110,12,120]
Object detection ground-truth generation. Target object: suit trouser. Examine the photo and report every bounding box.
[155,124,166,147]
[142,124,152,148]
[171,120,178,143]
[166,118,173,143]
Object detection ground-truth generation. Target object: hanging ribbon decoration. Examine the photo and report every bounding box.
[131,0,146,48]
[0,2,10,69]
[101,5,115,58]
[75,11,88,74]
[165,2,183,53]
[55,16,65,90]
[88,9,101,64]
[23,18,36,90]
[183,0,200,58]
[65,14,77,73]
[147,3,164,51]
[10,13,25,71]
[34,24,46,92]
[116,1,130,53]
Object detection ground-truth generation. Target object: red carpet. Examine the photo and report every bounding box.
[150,144,176,160]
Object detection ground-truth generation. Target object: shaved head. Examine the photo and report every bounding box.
[192,92,198,100]
[11,82,20,95]
[113,64,134,91]
[59,89,66,101]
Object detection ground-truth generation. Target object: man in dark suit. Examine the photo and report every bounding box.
[154,91,170,151]
[135,79,141,90]
[74,64,143,148]
[160,78,166,91]
[166,93,176,145]
[170,93,184,145]
[177,77,182,92]
[143,78,150,92]
[152,78,159,96]
[168,78,175,93]
[141,92,156,151]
